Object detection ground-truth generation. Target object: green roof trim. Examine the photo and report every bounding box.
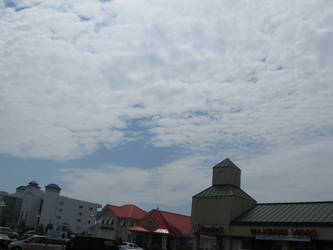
[193,184,256,202]
[213,158,240,170]
[232,202,333,226]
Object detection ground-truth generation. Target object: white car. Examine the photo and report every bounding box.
[7,235,67,250]
[119,242,143,250]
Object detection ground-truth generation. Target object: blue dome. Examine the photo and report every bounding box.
[28,181,40,188]
[45,183,61,191]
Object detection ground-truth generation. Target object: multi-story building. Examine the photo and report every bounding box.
[0,191,22,227]
[88,204,146,241]
[12,181,101,233]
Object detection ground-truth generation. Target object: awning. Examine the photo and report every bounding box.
[129,226,170,234]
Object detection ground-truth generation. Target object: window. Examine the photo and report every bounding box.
[88,221,91,224]
[77,219,81,223]
[89,207,93,211]
[78,212,82,216]
[60,201,63,205]
[104,240,117,247]
[27,237,46,243]
[57,216,61,219]
[59,209,63,212]
[79,205,83,209]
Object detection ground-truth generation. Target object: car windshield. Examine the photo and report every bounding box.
[0,233,11,240]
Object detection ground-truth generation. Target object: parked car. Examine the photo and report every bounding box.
[19,232,37,240]
[7,235,67,250]
[0,226,18,239]
[119,242,143,250]
[0,233,15,249]
[66,236,119,250]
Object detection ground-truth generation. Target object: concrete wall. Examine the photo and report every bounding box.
[192,196,255,233]
[192,196,232,228]
[53,196,100,233]
[0,193,22,227]
[18,185,43,228]
[40,189,59,227]
[15,183,100,233]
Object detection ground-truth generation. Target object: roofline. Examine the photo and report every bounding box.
[231,221,333,227]
[155,209,190,218]
[106,204,146,219]
[192,185,257,202]
[193,194,256,202]
[256,201,333,205]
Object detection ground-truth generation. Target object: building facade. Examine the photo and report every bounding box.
[88,204,146,241]
[0,191,22,227]
[129,209,194,250]
[191,158,333,250]
[13,181,101,233]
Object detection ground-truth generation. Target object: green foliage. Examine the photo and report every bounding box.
[36,224,44,234]
[45,223,53,231]
[17,220,26,233]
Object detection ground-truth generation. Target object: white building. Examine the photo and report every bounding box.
[88,204,146,241]
[14,181,101,233]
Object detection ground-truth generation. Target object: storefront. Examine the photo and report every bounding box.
[129,208,193,250]
[191,158,333,250]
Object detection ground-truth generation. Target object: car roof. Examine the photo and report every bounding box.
[0,233,11,238]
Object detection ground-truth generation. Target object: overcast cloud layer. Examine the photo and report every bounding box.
[1,0,333,212]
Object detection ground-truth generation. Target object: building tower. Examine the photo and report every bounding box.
[191,158,256,250]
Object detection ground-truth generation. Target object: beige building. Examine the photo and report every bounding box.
[191,158,333,250]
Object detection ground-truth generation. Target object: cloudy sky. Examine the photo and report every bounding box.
[1,0,333,215]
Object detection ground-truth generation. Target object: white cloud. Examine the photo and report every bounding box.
[60,137,333,214]
[60,156,212,212]
[241,137,333,203]
[0,0,332,160]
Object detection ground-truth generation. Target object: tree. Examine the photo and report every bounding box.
[36,224,44,234]
[45,223,53,232]
[18,220,26,233]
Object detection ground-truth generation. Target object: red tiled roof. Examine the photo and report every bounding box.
[160,210,191,234]
[107,204,146,220]
[129,209,191,236]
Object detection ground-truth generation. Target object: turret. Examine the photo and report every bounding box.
[45,184,61,194]
[212,158,241,187]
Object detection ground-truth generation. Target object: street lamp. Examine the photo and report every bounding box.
[35,214,41,228]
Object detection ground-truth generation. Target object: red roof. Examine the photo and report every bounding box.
[107,204,146,220]
[129,209,191,236]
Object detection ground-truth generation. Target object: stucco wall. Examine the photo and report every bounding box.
[192,196,231,227]
[212,167,240,187]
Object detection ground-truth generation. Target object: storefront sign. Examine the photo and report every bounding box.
[255,234,311,242]
[251,228,318,237]
[192,224,224,234]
